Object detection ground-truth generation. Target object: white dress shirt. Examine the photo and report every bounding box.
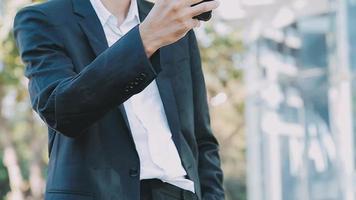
[89,0,195,192]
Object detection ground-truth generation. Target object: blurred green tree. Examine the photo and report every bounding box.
[0,1,47,199]
[197,22,246,200]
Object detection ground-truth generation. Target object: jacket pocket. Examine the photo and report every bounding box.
[46,190,93,200]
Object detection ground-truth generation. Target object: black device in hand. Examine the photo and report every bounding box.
[193,0,213,21]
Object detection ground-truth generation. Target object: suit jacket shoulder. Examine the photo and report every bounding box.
[15,0,73,27]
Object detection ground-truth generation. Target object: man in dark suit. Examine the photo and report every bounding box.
[14,0,224,199]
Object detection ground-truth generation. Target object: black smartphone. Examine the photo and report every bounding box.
[192,0,213,21]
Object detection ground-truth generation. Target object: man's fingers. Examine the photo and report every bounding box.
[188,0,219,17]
[192,19,201,28]
[185,19,201,29]
[184,0,203,6]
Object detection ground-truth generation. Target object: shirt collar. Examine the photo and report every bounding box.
[127,0,140,22]
[90,0,140,26]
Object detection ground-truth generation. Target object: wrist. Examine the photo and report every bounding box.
[139,24,159,57]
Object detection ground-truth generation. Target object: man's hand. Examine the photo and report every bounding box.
[139,0,219,57]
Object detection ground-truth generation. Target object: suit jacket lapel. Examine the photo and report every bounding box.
[72,0,108,56]
[136,0,184,153]
[72,0,154,52]
[137,0,154,21]
[72,0,132,130]
[150,52,182,153]
[156,77,182,153]
[138,0,185,154]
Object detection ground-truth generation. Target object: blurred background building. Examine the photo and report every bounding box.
[1,0,356,200]
[240,0,356,200]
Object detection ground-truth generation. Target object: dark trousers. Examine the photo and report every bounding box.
[140,179,198,200]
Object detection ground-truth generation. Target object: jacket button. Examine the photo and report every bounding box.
[136,76,144,81]
[140,73,147,77]
[129,168,139,177]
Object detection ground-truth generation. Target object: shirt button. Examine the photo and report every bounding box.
[129,168,139,177]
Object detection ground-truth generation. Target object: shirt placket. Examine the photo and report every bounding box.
[131,90,186,179]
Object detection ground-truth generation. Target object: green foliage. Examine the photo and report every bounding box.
[0,1,47,199]
[0,33,23,86]
[0,150,10,199]
[198,23,246,200]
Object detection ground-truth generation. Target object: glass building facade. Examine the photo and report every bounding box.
[245,0,356,199]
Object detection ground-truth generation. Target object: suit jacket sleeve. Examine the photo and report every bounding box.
[188,30,225,200]
[13,7,160,138]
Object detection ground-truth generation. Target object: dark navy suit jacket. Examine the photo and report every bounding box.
[13,0,224,199]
